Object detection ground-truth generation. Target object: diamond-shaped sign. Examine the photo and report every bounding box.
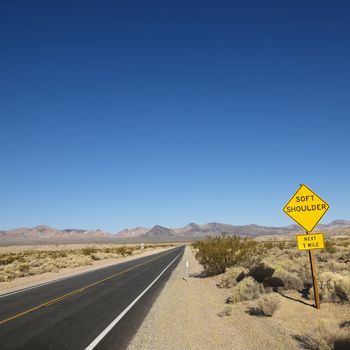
[283,184,329,232]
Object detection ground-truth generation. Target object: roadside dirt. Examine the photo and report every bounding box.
[127,247,350,350]
[0,246,173,295]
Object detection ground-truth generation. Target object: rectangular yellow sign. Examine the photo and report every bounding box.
[296,233,325,251]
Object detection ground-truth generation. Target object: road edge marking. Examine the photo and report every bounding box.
[85,248,184,350]
[0,247,175,300]
[0,248,179,325]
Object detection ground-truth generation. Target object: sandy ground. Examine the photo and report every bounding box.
[127,247,350,350]
[0,246,174,295]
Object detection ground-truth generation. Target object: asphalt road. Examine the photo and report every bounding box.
[0,246,184,350]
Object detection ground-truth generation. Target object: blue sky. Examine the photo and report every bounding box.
[1,1,349,232]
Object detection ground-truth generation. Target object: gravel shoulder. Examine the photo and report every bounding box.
[127,246,350,350]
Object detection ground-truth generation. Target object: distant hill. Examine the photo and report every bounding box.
[172,222,297,237]
[1,220,350,245]
[117,227,149,238]
[142,225,176,238]
[115,220,350,239]
[0,225,109,245]
[115,222,299,238]
[319,220,350,237]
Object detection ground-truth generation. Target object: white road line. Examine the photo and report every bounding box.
[0,248,176,300]
[85,248,184,350]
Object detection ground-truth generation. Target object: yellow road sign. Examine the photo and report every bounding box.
[296,233,325,251]
[283,184,329,232]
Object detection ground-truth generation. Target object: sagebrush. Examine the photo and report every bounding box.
[295,322,350,350]
[218,266,248,288]
[251,294,281,316]
[227,276,265,303]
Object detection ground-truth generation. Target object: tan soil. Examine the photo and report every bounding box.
[0,246,174,295]
[127,246,350,350]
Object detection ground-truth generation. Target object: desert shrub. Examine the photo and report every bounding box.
[324,259,349,274]
[114,246,136,256]
[41,262,59,273]
[81,246,97,255]
[272,268,304,291]
[66,256,92,268]
[325,240,337,254]
[90,254,100,261]
[250,294,281,317]
[218,306,233,317]
[340,320,350,329]
[276,241,285,250]
[0,271,16,282]
[51,258,69,269]
[262,250,311,285]
[18,263,30,273]
[249,263,275,283]
[0,253,19,265]
[0,244,148,282]
[227,277,265,303]
[218,266,248,288]
[340,240,350,248]
[194,236,264,275]
[48,250,68,258]
[29,259,44,268]
[248,261,304,291]
[262,241,275,250]
[295,323,350,350]
[319,272,350,303]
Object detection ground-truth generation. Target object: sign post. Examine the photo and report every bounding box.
[283,184,329,309]
[308,247,320,309]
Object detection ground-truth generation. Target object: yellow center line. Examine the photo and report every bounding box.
[0,248,177,325]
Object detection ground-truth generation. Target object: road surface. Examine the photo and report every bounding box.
[0,246,184,350]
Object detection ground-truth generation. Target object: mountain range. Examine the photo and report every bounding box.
[1,220,350,245]
[0,225,109,245]
[116,220,350,239]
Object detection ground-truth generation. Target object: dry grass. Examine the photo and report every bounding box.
[217,266,248,288]
[227,276,265,303]
[194,236,350,304]
[319,272,350,303]
[218,305,233,317]
[192,236,350,349]
[0,243,170,282]
[253,237,350,298]
[249,293,281,317]
[295,322,350,350]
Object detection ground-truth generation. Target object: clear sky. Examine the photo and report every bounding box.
[1,1,349,232]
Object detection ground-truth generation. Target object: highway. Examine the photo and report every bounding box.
[0,246,184,350]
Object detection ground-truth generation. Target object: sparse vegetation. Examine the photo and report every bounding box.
[0,244,169,282]
[194,235,350,309]
[81,245,98,255]
[193,236,264,275]
[218,305,233,317]
[319,272,350,303]
[227,276,265,303]
[250,294,281,317]
[217,266,248,288]
[295,322,350,350]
